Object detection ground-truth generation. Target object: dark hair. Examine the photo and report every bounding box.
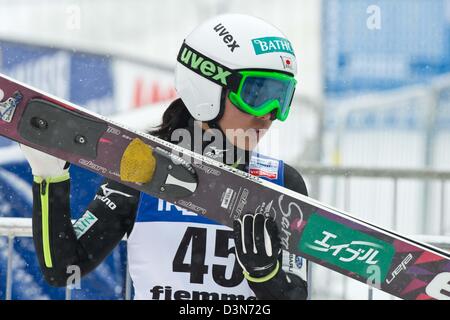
[149,98,192,141]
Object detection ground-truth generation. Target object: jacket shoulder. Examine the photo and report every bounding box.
[283,163,308,197]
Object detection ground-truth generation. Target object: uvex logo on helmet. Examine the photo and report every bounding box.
[177,43,241,89]
[213,23,240,52]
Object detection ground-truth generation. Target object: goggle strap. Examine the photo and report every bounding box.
[177,42,242,92]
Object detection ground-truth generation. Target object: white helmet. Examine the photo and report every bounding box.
[175,14,298,122]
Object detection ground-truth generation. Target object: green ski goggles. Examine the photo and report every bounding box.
[177,42,297,121]
[228,70,297,121]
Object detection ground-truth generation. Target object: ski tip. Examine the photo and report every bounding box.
[120,138,156,183]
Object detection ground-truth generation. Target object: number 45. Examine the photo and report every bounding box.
[172,227,244,287]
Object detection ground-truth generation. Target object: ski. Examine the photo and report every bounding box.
[0,72,449,300]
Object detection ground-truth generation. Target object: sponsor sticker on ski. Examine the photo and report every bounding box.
[221,188,234,209]
[299,213,395,281]
[0,91,23,123]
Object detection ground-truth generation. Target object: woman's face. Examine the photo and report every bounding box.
[217,96,273,151]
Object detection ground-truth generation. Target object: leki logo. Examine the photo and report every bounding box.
[205,146,228,159]
[179,46,232,86]
[252,37,295,56]
[299,213,395,281]
[0,90,23,123]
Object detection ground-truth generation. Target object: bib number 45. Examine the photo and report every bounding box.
[172,227,244,287]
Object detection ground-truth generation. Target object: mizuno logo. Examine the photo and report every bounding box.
[205,146,228,159]
[213,23,240,52]
[96,184,133,210]
[179,46,232,86]
[100,184,132,198]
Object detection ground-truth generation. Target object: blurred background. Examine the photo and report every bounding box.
[0,0,449,300]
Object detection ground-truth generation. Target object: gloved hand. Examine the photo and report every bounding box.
[233,213,282,282]
[20,144,69,178]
